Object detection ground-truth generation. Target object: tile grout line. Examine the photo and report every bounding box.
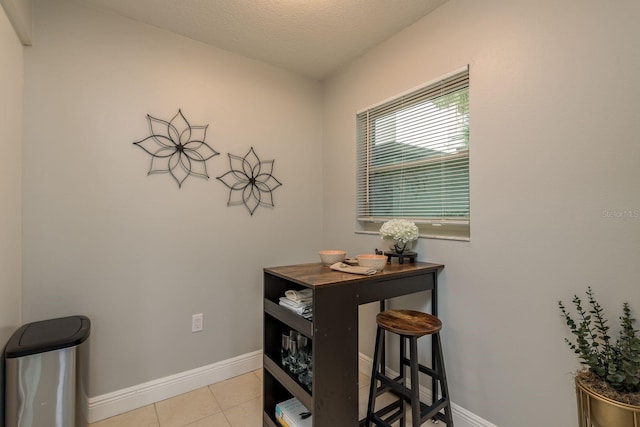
[153,401,161,426]
[181,386,226,427]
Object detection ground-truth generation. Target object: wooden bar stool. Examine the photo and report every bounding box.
[366,310,453,427]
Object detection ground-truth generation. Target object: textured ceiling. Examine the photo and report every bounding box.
[80,0,448,80]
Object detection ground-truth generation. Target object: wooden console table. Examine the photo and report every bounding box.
[262,261,444,426]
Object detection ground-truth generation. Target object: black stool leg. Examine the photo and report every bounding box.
[431,334,438,413]
[399,335,407,427]
[379,300,386,371]
[409,337,421,427]
[367,326,385,426]
[434,333,454,426]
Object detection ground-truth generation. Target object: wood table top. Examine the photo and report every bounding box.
[264,261,443,288]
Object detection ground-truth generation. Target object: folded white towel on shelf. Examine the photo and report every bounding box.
[330,262,377,276]
[298,310,313,320]
[279,297,311,309]
[279,300,313,316]
[284,289,313,303]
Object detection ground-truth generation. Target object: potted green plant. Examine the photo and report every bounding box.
[559,287,640,426]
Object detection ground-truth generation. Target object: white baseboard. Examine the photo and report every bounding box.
[88,350,262,423]
[89,350,495,426]
[359,352,498,427]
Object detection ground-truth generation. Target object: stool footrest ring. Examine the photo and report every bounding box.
[419,398,450,424]
[400,357,442,381]
[366,396,451,427]
[374,373,412,399]
[369,400,404,426]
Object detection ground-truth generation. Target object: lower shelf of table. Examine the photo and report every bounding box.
[263,355,312,409]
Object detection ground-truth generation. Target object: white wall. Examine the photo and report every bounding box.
[23,0,323,396]
[0,0,22,349]
[0,6,23,425]
[323,0,640,425]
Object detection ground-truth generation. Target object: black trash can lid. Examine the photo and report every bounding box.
[5,315,91,358]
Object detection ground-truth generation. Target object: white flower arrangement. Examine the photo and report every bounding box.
[379,219,419,244]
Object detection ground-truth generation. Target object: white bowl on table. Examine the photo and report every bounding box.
[319,250,346,266]
[356,254,388,272]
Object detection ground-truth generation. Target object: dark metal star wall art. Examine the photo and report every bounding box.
[133,110,219,188]
[216,147,283,216]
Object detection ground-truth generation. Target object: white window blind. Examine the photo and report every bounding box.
[356,67,470,240]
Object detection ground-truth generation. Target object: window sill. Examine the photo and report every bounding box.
[354,230,470,242]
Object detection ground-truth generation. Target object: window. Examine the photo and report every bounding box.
[356,67,470,240]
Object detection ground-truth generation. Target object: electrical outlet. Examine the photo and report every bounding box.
[192,313,203,332]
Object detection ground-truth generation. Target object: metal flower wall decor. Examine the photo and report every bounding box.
[133,110,219,188]
[216,147,283,216]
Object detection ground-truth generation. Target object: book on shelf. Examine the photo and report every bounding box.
[275,397,312,427]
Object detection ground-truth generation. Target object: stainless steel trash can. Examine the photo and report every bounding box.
[4,316,90,427]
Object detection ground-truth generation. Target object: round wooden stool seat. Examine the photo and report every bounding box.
[376,309,442,337]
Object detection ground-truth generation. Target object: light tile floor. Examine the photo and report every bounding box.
[90,369,441,426]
